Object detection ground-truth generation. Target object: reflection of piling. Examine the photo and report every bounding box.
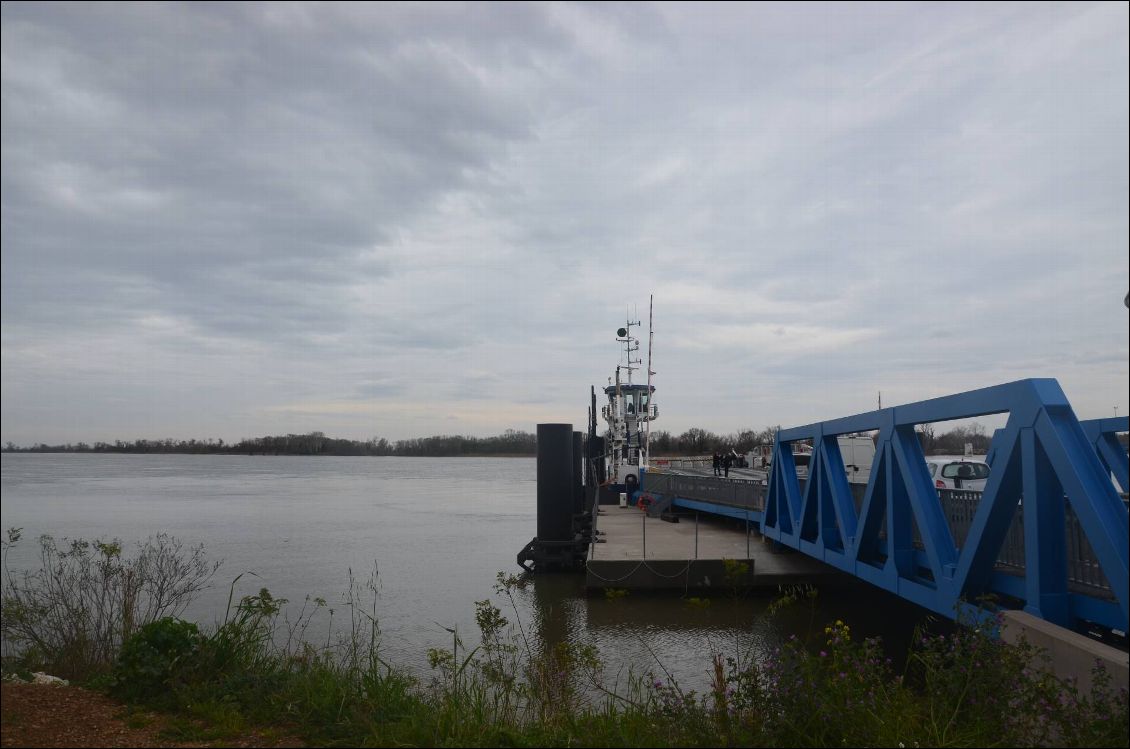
[529,574,577,665]
[516,423,592,571]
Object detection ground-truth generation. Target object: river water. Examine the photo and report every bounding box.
[0,453,932,692]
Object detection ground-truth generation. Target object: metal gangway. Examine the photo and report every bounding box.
[642,379,1129,633]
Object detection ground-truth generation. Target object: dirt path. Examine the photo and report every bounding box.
[0,683,303,748]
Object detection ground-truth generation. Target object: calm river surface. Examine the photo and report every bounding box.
[1,453,932,691]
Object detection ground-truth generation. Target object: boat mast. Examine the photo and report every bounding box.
[644,294,654,469]
[616,309,641,465]
[617,308,640,386]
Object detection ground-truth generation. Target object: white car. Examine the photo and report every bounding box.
[925,457,990,491]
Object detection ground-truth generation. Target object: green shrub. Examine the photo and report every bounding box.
[1,528,220,681]
[111,617,203,706]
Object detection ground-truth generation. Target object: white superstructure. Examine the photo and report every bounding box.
[599,306,657,488]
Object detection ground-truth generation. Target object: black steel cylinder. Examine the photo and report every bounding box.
[572,431,584,516]
[590,435,606,483]
[537,423,574,542]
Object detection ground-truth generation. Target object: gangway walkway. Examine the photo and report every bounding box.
[640,379,1129,634]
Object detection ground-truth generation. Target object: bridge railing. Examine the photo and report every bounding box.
[645,474,1121,608]
[652,457,714,471]
[939,490,1112,596]
[645,472,766,511]
[760,379,1128,632]
[641,474,1116,599]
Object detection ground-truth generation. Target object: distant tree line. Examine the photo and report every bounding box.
[1,429,537,457]
[4,425,1124,457]
[646,426,986,457]
[915,423,992,455]
[646,428,780,456]
[648,424,1127,456]
[2,428,778,458]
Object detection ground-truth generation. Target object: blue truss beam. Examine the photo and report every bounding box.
[1079,416,1129,494]
[762,379,1129,632]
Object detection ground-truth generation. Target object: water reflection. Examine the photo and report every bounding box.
[518,573,938,694]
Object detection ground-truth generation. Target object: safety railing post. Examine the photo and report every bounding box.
[642,507,646,560]
[746,509,750,560]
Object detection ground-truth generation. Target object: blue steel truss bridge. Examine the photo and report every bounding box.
[641,379,1129,636]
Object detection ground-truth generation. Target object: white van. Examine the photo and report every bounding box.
[839,436,876,485]
[747,435,876,484]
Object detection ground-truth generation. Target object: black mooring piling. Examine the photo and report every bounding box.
[571,430,584,517]
[536,423,573,542]
[516,423,590,571]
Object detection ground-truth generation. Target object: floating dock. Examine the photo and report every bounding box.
[586,505,842,592]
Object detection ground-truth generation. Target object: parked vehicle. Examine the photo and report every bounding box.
[745,442,811,470]
[746,435,875,484]
[925,456,990,491]
[839,436,876,485]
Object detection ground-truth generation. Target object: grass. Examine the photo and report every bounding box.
[118,706,154,730]
[3,531,1127,748]
[102,578,1130,747]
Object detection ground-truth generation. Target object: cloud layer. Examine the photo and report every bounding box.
[3,2,1127,444]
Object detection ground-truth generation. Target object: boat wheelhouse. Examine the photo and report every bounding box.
[598,305,657,492]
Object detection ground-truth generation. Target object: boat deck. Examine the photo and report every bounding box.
[585,505,841,592]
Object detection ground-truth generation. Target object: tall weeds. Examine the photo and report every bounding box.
[4,532,1127,747]
[1,528,219,679]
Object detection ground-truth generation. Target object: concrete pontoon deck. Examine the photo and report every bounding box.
[586,505,842,592]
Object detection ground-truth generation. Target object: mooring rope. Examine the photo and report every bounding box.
[584,558,695,583]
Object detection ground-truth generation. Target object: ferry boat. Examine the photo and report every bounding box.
[593,303,657,502]
[515,300,657,571]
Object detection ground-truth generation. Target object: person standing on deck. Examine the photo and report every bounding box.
[712,452,721,476]
[722,452,732,478]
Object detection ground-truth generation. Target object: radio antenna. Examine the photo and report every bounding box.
[644,294,655,468]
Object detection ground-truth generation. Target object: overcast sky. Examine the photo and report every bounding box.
[2,2,1127,446]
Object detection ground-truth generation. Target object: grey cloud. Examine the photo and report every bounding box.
[2,3,559,346]
[351,379,407,399]
[2,2,1126,445]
